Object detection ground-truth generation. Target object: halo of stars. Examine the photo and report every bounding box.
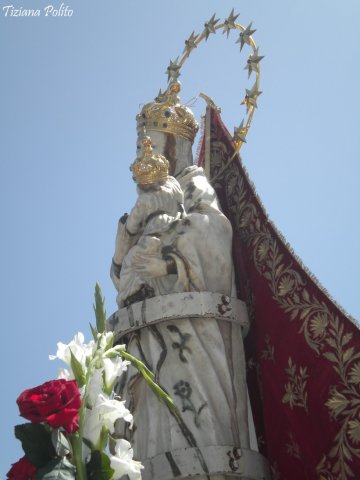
[164,10,263,153]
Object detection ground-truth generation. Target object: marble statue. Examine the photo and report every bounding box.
[109,81,270,480]
[111,134,184,308]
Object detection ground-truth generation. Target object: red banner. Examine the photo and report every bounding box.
[198,107,360,480]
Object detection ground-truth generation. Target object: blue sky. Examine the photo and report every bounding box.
[1,0,359,475]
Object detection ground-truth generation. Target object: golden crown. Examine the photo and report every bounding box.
[136,81,199,143]
[131,135,169,186]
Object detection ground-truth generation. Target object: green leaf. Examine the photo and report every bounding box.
[51,429,71,457]
[120,350,155,379]
[82,437,96,451]
[36,457,76,480]
[86,451,114,480]
[96,425,109,452]
[120,350,179,415]
[93,283,106,334]
[70,349,86,388]
[89,322,98,341]
[15,423,55,468]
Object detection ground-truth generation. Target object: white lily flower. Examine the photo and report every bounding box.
[87,368,104,407]
[110,439,143,480]
[83,394,133,447]
[97,331,114,352]
[103,357,130,390]
[57,367,74,380]
[83,406,103,448]
[49,332,95,369]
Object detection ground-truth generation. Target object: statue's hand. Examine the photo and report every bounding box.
[119,213,129,225]
[134,257,168,279]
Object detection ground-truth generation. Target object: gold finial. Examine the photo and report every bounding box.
[142,135,153,157]
[130,135,169,186]
[169,80,181,94]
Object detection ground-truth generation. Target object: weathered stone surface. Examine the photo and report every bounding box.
[142,446,270,480]
[108,293,269,479]
[109,125,270,478]
[108,292,250,341]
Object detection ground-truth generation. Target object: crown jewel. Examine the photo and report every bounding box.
[136,81,199,143]
[131,135,169,186]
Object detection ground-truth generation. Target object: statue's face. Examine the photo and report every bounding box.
[136,130,167,159]
[136,128,193,176]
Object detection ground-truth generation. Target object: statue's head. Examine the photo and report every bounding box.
[136,81,199,175]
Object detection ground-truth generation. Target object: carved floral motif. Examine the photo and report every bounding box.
[173,380,207,428]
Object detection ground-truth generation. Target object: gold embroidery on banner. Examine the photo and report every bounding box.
[348,419,360,444]
[316,455,334,480]
[223,166,360,479]
[244,280,256,324]
[246,356,257,371]
[270,461,281,480]
[286,432,301,460]
[260,334,275,362]
[349,362,360,384]
[282,357,309,412]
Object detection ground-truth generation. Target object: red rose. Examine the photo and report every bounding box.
[7,456,37,480]
[17,379,81,433]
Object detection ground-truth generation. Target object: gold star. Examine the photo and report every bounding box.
[155,89,166,102]
[202,13,220,40]
[241,83,262,112]
[166,58,181,82]
[234,120,247,143]
[236,22,256,51]
[183,31,199,54]
[244,47,264,77]
[223,8,240,38]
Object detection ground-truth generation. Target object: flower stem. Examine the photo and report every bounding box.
[73,367,93,480]
[71,357,94,480]
[73,337,102,480]
[70,432,87,480]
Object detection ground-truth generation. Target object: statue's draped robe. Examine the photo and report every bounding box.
[198,107,360,480]
[149,166,236,298]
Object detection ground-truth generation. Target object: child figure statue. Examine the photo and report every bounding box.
[111,134,184,308]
